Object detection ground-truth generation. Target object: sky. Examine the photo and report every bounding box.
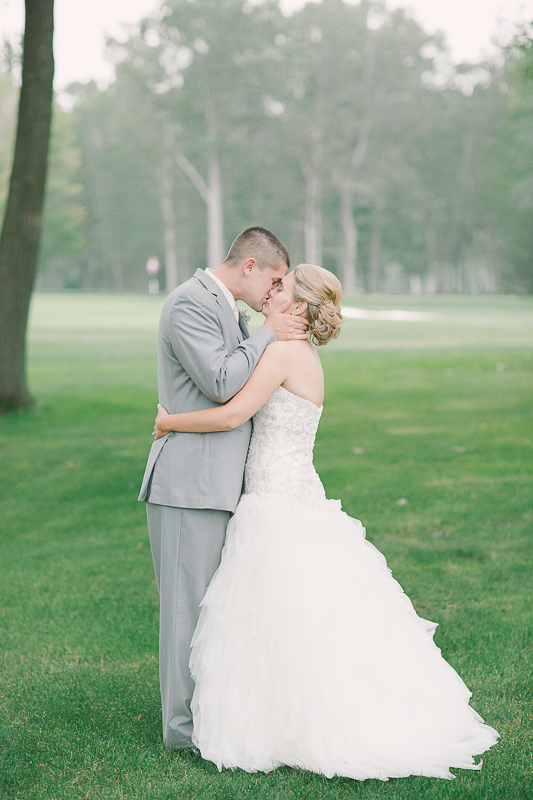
[1,0,532,89]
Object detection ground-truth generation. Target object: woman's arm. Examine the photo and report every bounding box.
[154,342,291,437]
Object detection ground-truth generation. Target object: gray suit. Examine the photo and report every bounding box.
[139,268,275,748]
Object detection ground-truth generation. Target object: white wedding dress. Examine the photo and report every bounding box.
[189,386,499,780]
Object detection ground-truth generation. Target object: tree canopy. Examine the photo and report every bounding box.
[1,0,532,295]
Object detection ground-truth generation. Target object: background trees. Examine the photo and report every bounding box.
[1,0,532,298]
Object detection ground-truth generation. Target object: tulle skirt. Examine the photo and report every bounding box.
[190,493,499,780]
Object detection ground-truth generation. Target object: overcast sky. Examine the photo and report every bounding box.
[1,0,532,89]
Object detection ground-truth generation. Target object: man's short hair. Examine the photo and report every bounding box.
[224,226,290,271]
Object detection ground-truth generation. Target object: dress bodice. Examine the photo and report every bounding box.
[244,386,326,505]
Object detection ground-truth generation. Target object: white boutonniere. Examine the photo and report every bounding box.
[239,309,251,326]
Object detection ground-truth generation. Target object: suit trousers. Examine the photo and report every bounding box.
[147,502,230,749]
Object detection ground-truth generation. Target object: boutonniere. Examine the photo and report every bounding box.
[239,309,251,326]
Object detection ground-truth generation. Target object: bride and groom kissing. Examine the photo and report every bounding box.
[139,226,498,781]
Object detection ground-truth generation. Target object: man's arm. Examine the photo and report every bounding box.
[169,292,276,404]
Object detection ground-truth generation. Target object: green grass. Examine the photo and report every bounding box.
[1,292,532,800]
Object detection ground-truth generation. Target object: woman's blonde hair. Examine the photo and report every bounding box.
[292,263,344,346]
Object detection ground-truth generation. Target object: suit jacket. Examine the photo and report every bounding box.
[138,269,276,512]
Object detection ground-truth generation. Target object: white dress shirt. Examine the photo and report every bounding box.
[206,268,239,322]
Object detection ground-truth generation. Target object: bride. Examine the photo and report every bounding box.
[153,263,499,781]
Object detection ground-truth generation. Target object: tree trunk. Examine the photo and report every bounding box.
[100,223,122,291]
[337,80,377,294]
[0,0,54,413]
[206,143,224,269]
[175,139,224,269]
[425,218,440,293]
[340,183,356,294]
[369,205,382,292]
[485,230,498,293]
[159,158,179,290]
[304,167,322,265]
[453,263,463,293]
[159,125,179,290]
[176,146,225,270]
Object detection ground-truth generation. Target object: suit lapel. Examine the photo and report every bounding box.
[194,269,244,342]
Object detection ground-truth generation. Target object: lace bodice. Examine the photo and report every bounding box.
[244,386,326,505]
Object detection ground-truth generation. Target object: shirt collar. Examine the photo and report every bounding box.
[206,268,238,321]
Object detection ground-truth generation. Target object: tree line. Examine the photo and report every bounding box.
[1,0,532,294]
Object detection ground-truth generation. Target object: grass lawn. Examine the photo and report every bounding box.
[0,291,531,800]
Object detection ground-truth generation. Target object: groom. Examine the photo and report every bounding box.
[139,227,307,749]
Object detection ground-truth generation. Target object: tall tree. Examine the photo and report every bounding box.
[329,2,440,292]
[498,24,533,291]
[146,0,286,270]
[0,0,54,412]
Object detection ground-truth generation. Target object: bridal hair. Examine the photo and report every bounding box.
[224,226,290,271]
[293,263,344,346]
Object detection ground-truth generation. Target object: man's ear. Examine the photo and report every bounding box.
[243,258,256,277]
[291,301,308,316]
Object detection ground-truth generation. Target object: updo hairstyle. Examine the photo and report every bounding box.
[292,263,344,346]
